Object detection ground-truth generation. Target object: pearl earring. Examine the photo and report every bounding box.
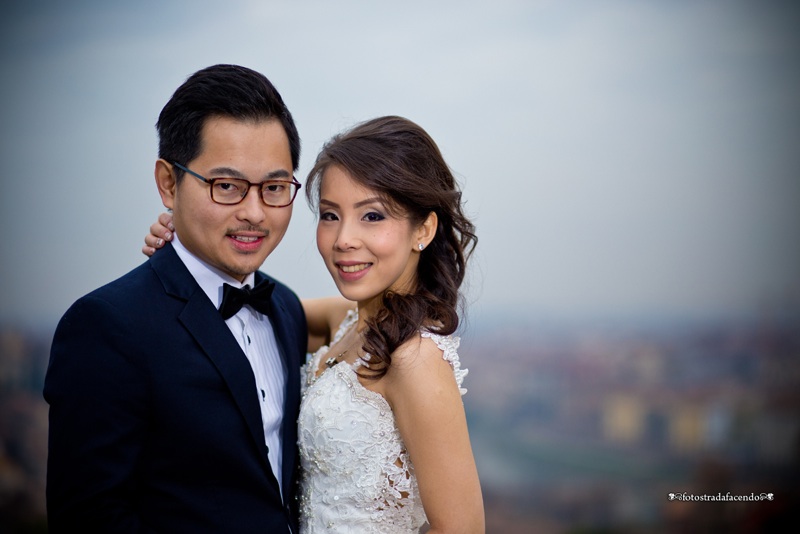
[418,243,425,251]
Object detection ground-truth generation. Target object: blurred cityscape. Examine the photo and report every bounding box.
[1,313,799,533]
[464,313,800,533]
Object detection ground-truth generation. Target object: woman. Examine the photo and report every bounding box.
[145,116,484,533]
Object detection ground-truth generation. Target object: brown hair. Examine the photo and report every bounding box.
[306,116,477,377]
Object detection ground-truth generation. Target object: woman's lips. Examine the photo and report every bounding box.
[336,262,372,281]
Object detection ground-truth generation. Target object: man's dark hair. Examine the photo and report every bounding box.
[156,64,300,181]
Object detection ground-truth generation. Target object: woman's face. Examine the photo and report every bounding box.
[316,165,422,308]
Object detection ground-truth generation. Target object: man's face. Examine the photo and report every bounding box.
[161,116,294,281]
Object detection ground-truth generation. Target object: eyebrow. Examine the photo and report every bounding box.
[209,167,292,181]
[319,197,384,209]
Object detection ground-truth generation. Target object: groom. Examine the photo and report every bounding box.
[44,65,307,533]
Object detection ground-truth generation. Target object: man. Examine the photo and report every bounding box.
[44,64,307,533]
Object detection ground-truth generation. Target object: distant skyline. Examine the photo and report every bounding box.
[2,1,799,327]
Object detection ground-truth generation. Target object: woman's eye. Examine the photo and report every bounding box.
[320,212,338,221]
[363,211,385,222]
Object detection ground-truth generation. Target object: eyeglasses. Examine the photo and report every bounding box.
[172,162,301,207]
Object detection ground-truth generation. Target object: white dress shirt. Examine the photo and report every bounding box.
[171,234,287,494]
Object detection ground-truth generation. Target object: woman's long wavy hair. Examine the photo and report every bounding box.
[306,116,477,377]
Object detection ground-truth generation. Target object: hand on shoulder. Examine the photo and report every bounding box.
[142,212,174,257]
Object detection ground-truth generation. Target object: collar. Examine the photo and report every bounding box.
[171,232,256,310]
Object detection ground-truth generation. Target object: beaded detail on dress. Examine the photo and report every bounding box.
[297,309,468,533]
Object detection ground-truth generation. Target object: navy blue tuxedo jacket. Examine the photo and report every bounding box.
[44,243,307,533]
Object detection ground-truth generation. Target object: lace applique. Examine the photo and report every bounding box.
[421,330,468,395]
[298,310,469,533]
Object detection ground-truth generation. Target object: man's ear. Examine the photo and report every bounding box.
[154,159,176,210]
[415,211,438,251]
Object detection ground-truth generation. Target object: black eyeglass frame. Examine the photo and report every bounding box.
[172,161,301,207]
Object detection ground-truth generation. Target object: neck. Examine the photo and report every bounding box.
[356,298,382,330]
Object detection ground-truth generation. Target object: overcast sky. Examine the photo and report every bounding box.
[1,0,798,328]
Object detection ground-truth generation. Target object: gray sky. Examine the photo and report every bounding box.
[2,0,799,327]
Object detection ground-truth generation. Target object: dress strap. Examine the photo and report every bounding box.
[420,331,468,395]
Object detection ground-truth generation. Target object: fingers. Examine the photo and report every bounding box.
[158,211,175,230]
[142,233,164,257]
[144,233,166,249]
[149,221,172,243]
[142,212,175,258]
[149,212,174,244]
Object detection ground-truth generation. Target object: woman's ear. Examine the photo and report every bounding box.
[154,159,177,210]
[415,211,438,251]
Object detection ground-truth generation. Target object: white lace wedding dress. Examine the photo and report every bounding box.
[298,309,468,533]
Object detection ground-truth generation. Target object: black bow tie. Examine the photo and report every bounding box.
[219,280,275,320]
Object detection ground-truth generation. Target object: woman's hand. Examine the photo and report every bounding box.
[142,212,174,257]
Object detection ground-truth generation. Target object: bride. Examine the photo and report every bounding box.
[299,115,482,533]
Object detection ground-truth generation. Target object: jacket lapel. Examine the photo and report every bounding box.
[149,245,277,484]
